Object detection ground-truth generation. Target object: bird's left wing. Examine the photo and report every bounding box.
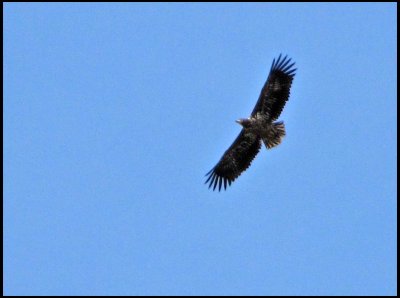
[251,54,296,120]
[205,130,261,191]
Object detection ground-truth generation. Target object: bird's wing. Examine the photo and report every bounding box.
[251,54,296,121]
[205,130,261,191]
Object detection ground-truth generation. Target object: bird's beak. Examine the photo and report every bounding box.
[235,119,242,124]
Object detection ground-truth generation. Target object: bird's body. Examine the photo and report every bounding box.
[205,54,296,191]
[238,114,286,149]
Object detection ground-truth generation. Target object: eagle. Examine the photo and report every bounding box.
[205,54,296,191]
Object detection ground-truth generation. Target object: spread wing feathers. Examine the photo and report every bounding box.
[251,54,296,120]
[205,130,261,191]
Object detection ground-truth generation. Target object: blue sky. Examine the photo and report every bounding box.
[4,3,397,296]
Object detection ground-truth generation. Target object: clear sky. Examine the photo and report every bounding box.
[4,3,397,296]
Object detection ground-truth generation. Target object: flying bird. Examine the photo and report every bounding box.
[205,54,296,191]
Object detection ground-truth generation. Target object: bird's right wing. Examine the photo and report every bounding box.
[205,130,261,191]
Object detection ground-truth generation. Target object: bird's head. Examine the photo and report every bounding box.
[235,118,251,128]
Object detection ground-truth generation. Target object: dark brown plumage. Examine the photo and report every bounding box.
[205,54,296,191]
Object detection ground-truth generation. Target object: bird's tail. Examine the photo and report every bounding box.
[263,121,286,149]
